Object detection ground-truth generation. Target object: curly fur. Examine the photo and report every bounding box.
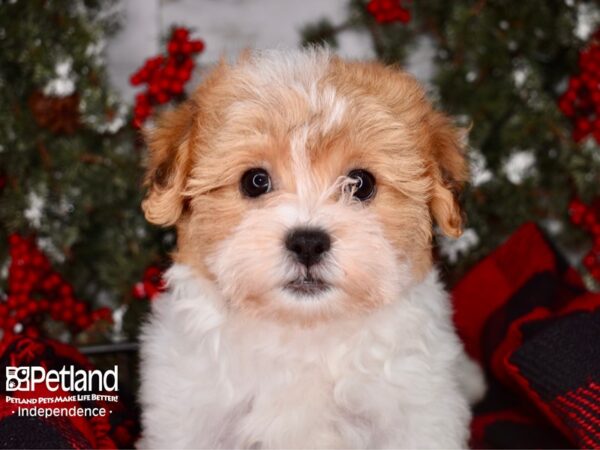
[137,48,484,449]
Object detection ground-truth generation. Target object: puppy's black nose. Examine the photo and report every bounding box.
[285,228,331,268]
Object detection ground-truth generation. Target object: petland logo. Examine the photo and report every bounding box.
[6,365,118,392]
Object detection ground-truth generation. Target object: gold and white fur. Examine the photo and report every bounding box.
[137,48,485,449]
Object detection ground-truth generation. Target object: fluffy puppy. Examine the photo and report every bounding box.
[137,48,485,449]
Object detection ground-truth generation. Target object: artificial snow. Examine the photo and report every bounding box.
[0,259,8,281]
[438,228,480,264]
[85,39,106,64]
[43,59,76,97]
[111,304,128,342]
[24,191,45,228]
[101,113,126,134]
[513,68,527,88]
[86,102,128,134]
[470,149,493,186]
[541,219,563,236]
[503,150,536,185]
[37,237,65,263]
[575,2,600,40]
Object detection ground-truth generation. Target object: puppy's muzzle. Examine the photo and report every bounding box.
[285,228,331,268]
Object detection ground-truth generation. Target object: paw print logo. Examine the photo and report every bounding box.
[5,367,30,392]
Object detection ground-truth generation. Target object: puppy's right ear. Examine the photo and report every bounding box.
[142,101,195,226]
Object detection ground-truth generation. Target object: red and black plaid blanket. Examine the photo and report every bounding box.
[454,222,600,449]
[0,222,598,448]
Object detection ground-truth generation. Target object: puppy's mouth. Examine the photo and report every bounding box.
[284,275,330,297]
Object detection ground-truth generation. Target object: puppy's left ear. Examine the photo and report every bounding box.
[427,111,469,238]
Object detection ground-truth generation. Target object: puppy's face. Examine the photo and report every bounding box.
[142,50,467,325]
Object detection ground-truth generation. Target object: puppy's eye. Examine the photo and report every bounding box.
[241,168,272,198]
[347,169,376,201]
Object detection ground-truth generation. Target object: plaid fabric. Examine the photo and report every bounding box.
[0,337,137,449]
[452,222,600,448]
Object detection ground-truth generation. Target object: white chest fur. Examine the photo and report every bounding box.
[138,265,476,449]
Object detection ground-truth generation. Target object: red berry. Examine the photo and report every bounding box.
[183,58,195,70]
[168,41,179,55]
[145,266,160,278]
[15,306,29,321]
[27,302,38,314]
[156,92,170,104]
[181,42,192,54]
[177,69,191,82]
[583,211,597,228]
[7,296,18,309]
[76,316,91,329]
[60,284,73,298]
[5,317,16,330]
[191,40,204,53]
[62,310,74,323]
[50,303,61,320]
[136,93,149,104]
[38,299,49,311]
[149,83,161,97]
[144,283,158,299]
[92,307,112,322]
[149,56,164,67]
[159,78,171,90]
[173,28,189,42]
[132,282,145,299]
[51,273,62,287]
[165,65,177,78]
[583,252,597,268]
[25,327,39,339]
[74,301,86,314]
[130,74,141,85]
[32,254,44,267]
[138,68,150,82]
[2,330,14,342]
[569,199,585,213]
[171,82,184,94]
[569,77,582,90]
[577,118,591,132]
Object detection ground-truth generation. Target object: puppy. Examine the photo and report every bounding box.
[137,48,485,449]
